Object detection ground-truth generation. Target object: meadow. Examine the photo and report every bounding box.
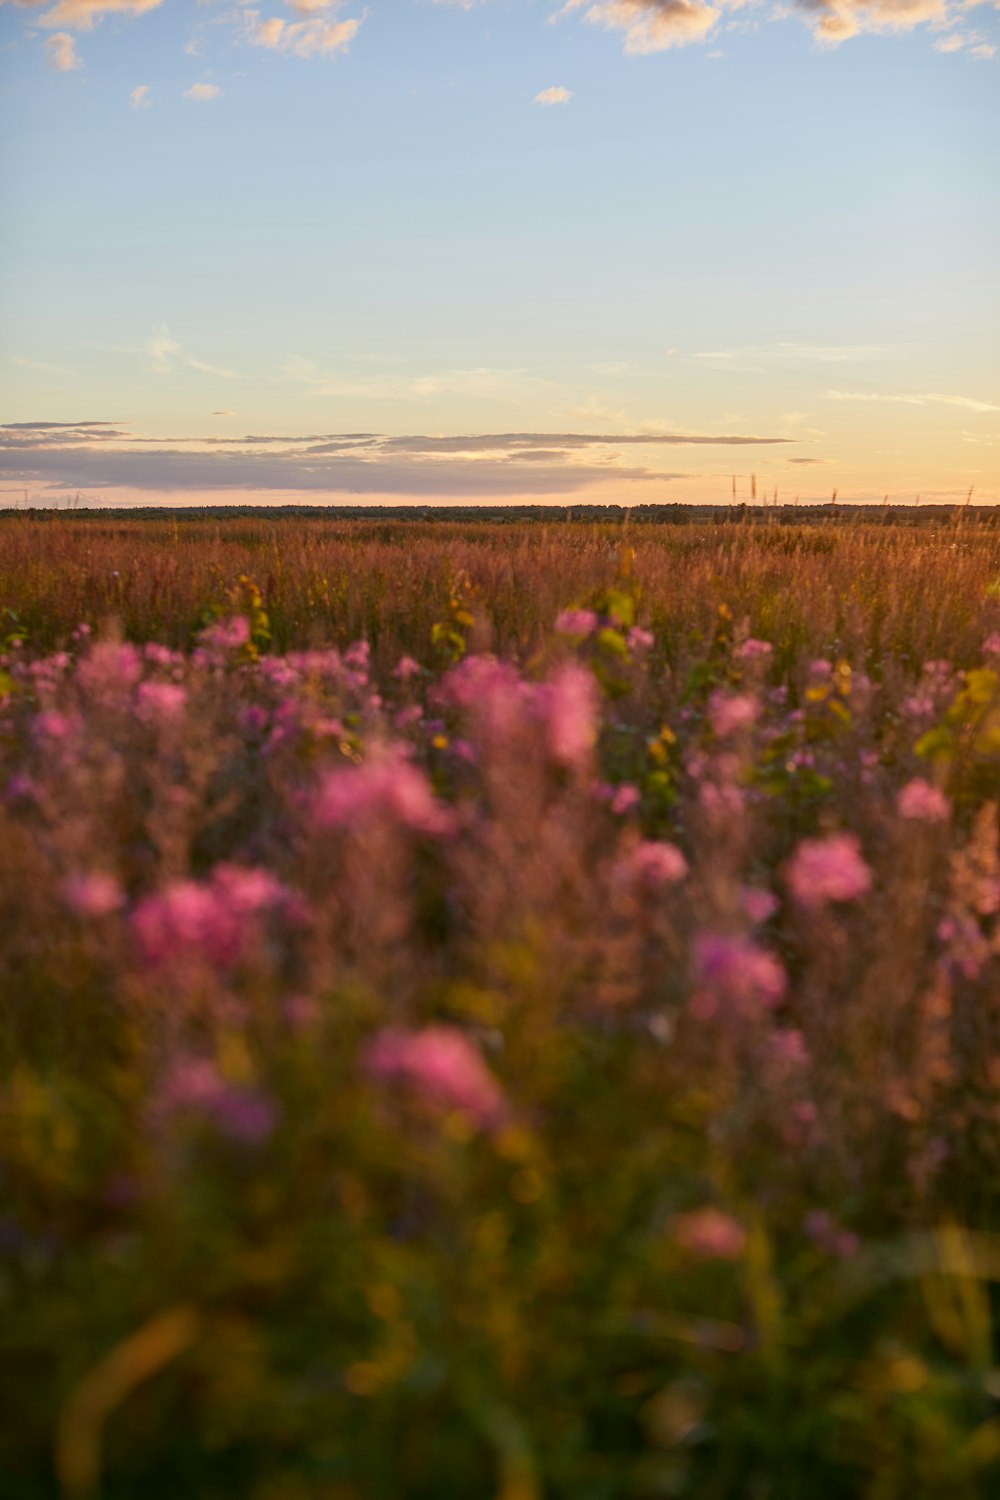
[3,511,1000,1498]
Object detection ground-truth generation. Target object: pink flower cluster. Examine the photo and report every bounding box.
[897,778,950,824]
[708,692,759,740]
[132,864,295,970]
[315,750,453,838]
[692,932,787,1019]
[366,1025,506,1131]
[784,833,872,910]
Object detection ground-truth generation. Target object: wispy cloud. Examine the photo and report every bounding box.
[825,390,999,414]
[695,343,885,372]
[130,83,151,107]
[43,31,81,70]
[535,84,573,104]
[183,82,222,101]
[147,325,241,380]
[12,355,69,374]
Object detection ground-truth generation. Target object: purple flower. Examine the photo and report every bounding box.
[692,932,787,1019]
[785,833,872,910]
[366,1026,506,1131]
[156,1057,276,1145]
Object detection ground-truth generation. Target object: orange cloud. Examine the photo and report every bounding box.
[246,11,364,57]
[43,29,80,68]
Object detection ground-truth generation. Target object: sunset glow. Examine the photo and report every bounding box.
[2,0,998,506]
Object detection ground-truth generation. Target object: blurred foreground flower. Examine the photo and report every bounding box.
[366,1025,506,1132]
[784,832,872,910]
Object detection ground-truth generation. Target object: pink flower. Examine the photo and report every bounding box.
[785,833,872,910]
[544,663,598,770]
[78,642,142,698]
[199,616,250,652]
[741,887,779,925]
[32,710,78,743]
[707,692,759,740]
[315,750,453,838]
[983,634,1000,658]
[132,882,242,969]
[766,1027,810,1071]
[156,1057,276,1145]
[626,840,689,888]
[136,680,187,727]
[63,872,125,918]
[627,626,654,651]
[692,932,787,1019]
[131,865,293,970]
[555,608,598,638]
[737,638,773,662]
[897,778,950,824]
[674,1208,747,1260]
[366,1025,506,1131]
[394,655,422,681]
[611,783,641,816]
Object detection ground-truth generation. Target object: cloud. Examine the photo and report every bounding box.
[0,425,798,498]
[184,82,222,101]
[148,324,181,372]
[146,324,241,379]
[535,84,573,104]
[970,42,996,58]
[43,31,80,69]
[825,390,999,413]
[212,410,236,416]
[245,10,363,57]
[786,0,948,45]
[695,342,884,371]
[557,0,720,54]
[130,83,151,107]
[34,0,165,32]
[557,0,977,49]
[12,355,68,373]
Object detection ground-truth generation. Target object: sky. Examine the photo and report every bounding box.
[1,0,998,508]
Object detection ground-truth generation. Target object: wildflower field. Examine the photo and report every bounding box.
[6,511,1000,1499]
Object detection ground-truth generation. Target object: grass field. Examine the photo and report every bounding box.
[3,513,1000,1498]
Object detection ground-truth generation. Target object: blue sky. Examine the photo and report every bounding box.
[1,0,998,505]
